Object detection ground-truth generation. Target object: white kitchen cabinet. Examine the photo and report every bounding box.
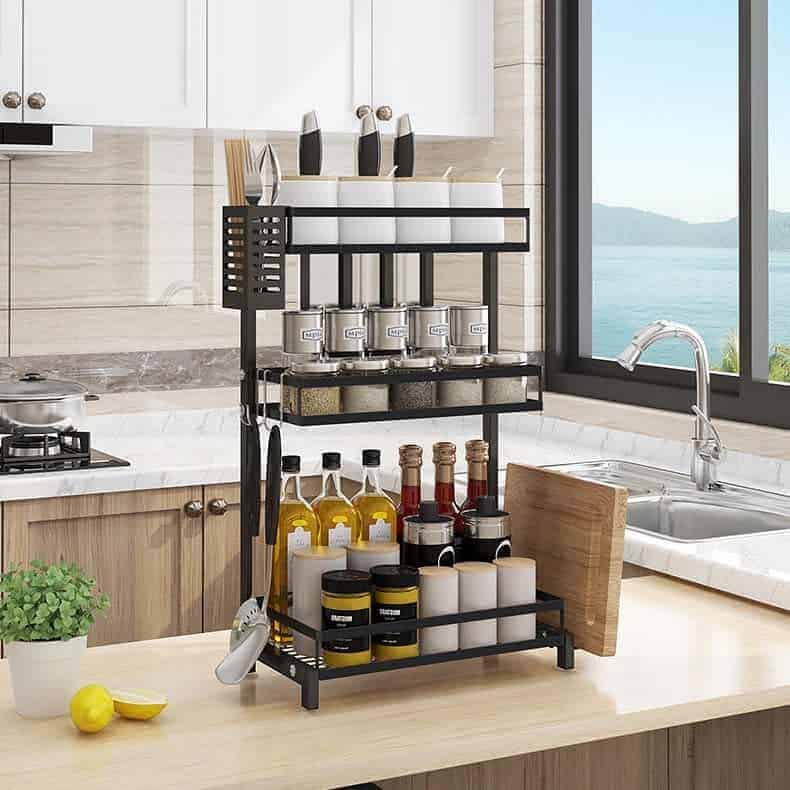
[371,0,494,137]
[208,0,370,133]
[22,0,206,127]
[0,0,22,122]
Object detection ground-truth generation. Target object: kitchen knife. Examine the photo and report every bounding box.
[393,114,415,178]
[298,110,323,176]
[357,111,381,177]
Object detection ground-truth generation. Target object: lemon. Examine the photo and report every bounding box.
[70,684,115,733]
[110,689,168,721]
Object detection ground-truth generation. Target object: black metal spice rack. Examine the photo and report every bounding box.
[224,204,575,710]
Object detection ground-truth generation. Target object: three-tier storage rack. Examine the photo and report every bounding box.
[223,204,575,710]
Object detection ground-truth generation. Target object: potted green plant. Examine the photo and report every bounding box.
[0,560,110,718]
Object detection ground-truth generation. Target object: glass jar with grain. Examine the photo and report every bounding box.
[483,352,528,404]
[341,357,391,413]
[438,354,484,407]
[282,360,341,417]
[391,356,438,411]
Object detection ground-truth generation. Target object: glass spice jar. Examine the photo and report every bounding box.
[437,354,484,407]
[483,352,528,404]
[341,357,391,413]
[391,356,438,410]
[282,360,341,417]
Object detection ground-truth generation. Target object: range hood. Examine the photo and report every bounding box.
[0,123,92,158]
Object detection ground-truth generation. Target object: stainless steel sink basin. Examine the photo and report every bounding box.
[547,460,790,543]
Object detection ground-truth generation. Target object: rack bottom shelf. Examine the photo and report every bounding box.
[257,624,575,710]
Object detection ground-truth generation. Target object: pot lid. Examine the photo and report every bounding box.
[0,372,88,402]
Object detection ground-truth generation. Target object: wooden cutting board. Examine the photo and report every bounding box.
[504,463,628,656]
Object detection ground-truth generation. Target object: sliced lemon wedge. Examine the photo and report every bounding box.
[110,689,168,721]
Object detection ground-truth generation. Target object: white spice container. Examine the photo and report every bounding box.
[291,546,346,657]
[493,556,536,645]
[393,177,451,244]
[346,541,401,574]
[449,177,505,244]
[338,176,396,245]
[455,561,497,649]
[278,176,338,245]
[418,566,459,655]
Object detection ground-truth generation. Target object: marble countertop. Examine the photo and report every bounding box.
[2,406,790,610]
[2,576,789,790]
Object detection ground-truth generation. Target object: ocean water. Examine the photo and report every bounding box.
[592,245,790,369]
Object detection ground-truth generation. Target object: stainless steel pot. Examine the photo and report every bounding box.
[0,373,97,432]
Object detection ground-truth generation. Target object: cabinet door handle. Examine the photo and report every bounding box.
[208,498,229,516]
[375,105,393,122]
[355,104,373,119]
[183,500,204,518]
[27,92,47,110]
[2,91,21,109]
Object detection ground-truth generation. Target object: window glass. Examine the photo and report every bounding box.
[591,1,739,370]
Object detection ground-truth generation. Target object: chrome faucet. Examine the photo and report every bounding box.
[617,320,724,491]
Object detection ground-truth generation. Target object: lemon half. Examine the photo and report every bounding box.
[110,689,168,721]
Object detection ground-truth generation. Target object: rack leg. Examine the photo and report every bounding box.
[482,251,499,496]
[557,631,575,670]
[419,252,434,306]
[338,253,354,308]
[299,253,311,310]
[379,253,395,307]
[301,669,320,711]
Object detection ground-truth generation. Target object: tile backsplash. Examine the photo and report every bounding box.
[2,0,544,392]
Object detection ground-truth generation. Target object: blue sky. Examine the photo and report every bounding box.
[593,0,789,222]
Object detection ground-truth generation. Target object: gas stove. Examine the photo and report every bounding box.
[0,429,129,474]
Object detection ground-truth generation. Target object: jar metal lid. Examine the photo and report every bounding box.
[484,352,528,366]
[283,308,323,318]
[394,356,437,370]
[403,520,454,545]
[441,354,484,368]
[288,360,341,375]
[326,306,366,317]
[322,569,372,595]
[342,358,391,372]
[370,564,419,589]
[368,304,408,314]
[408,304,449,313]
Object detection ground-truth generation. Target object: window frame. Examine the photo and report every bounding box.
[543,0,790,429]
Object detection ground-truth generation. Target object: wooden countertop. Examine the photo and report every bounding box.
[2,576,790,790]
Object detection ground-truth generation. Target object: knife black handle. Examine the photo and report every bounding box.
[394,132,415,178]
[358,131,381,177]
[298,129,323,176]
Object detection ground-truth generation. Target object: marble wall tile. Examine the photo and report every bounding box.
[11,128,226,186]
[12,184,221,309]
[10,305,280,356]
[0,185,8,306]
[524,0,544,64]
[523,63,544,185]
[0,160,9,183]
[496,0,525,67]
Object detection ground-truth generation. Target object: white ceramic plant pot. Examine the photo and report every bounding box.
[394,178,451,244]
[6,635,87,718]
[337,177,396,245]
[278,176,338,245]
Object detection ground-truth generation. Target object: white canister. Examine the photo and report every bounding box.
[338,177,396,245]
[455,561,498,649]
[493,556,537,645]
[394,178,451,244]
[450,179,505,244]
[278,176,338,246]
[6,635,87,718]
[418,566,459,655]
[346,541,401,574]
[291,546,347,657]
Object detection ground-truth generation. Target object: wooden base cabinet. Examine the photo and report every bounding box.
[379,707,790,790]
[2,487,204,647]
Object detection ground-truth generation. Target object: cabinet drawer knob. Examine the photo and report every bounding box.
[183,500,204,518]
[27,92,47,110]
[2,91,21,109]
[355,104,373,119]
[208,498,229,516]
[375,105,393,122]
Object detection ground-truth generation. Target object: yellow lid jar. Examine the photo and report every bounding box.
[321,570,372,667]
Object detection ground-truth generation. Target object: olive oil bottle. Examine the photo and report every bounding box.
[312,452,361,548]
[271,455,319,645]
[352,449,397,542]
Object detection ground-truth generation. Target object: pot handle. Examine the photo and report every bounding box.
[84,394,101,402]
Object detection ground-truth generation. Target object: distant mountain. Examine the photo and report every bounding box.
[592,203,790,250]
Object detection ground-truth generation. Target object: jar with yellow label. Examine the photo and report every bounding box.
[370,564,419,661]
[321,569,372,667]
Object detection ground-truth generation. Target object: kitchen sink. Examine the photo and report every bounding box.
[547,460,790,543]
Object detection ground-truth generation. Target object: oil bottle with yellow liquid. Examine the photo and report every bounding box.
[270,454,319,645]
[312,452,361,548]
[352,449,397,542]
